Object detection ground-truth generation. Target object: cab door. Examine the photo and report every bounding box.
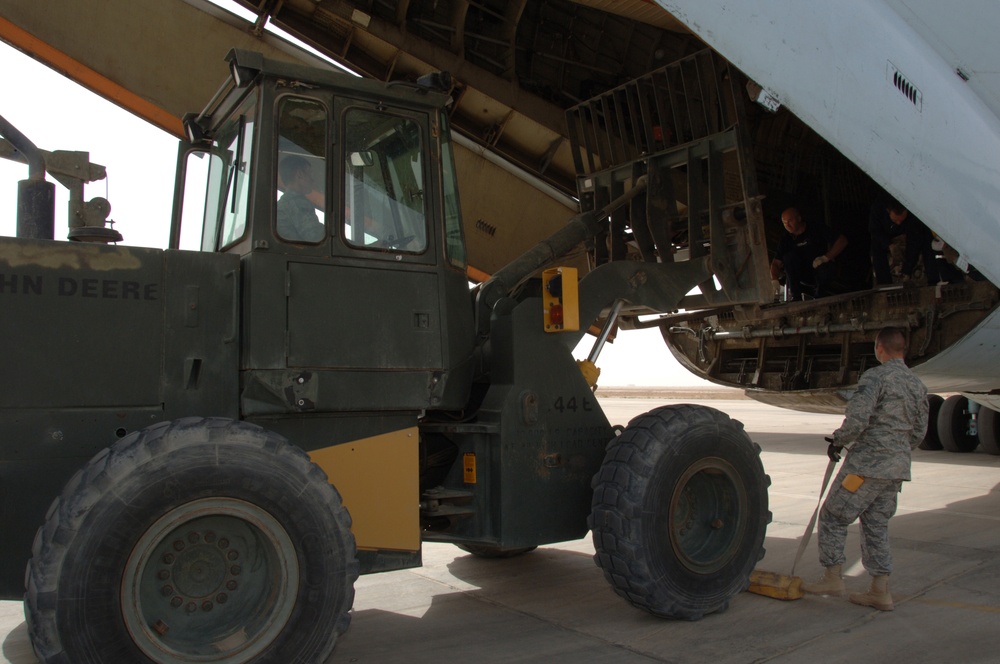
[285,99,447,410]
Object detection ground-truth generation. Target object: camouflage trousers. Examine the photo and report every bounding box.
[816,468,902,576]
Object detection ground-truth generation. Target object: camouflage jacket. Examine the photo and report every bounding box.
[277,192,325,242]
[832,358,929,480]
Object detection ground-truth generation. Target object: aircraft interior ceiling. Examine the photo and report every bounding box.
[0,0,890,277]
[0,0,712,274]
[233,0,868,277]
[249,0,700,186]
[0,0,991,289]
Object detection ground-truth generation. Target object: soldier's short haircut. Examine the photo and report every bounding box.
[876,327,907,354]
[279,155,310,184]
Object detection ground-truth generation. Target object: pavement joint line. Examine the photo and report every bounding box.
[753,555,1000,661]
[892,537,998,561]
[893,505,1000,521]
[768,491,827,500]
[406,571,480,594]
[892,558,997,609]
[403,577,675,664]
[750,602,884,663]
[404,550,685,664]
[766,519,806,526]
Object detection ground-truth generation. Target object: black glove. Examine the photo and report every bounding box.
[824,436,842,462]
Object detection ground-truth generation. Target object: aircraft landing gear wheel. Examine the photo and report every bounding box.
[25,417,358,663]
[919,394,944,450]
[977,406,1000,455]
[937,395,979,453]
[589,404,771,620]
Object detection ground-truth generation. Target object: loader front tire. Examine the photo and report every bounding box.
[590,404,770,620]
[25,417,358,663]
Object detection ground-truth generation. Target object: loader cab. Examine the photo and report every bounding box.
[170,50,475,422]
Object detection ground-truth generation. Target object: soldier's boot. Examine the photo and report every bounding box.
[802,565,846,596]
[849,575,893,611]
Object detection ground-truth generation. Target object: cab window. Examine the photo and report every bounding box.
[218,113,254,248]
[439,113,466,268]
[342,109,427,253]
[176,94,256,252]
[276,97,328,243]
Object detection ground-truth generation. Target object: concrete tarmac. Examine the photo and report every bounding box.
[2,397,998,663]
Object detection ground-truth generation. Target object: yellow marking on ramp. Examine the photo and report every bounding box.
[913,599,1000,614]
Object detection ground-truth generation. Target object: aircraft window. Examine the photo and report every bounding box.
[342,109,427,253]
[276,97,328,244]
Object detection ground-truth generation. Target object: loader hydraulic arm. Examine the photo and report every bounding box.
[475,174,710,344]
[475,178,657,335]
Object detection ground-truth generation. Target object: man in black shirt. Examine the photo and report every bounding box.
[869,197,938,285]
[770,207,848,301]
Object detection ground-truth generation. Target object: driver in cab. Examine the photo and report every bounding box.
[277,155,325,243]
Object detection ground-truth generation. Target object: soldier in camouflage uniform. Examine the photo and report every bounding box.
[277,155,326,243]
[802,327,928,610]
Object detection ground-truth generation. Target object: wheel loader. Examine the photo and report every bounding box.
[0,49,770,662]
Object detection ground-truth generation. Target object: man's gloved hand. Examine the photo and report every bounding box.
[771,279,782,302]
[825,436,842,462]
[812,255,830,269]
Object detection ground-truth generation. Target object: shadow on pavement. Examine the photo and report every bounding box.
[337,480,1000,663]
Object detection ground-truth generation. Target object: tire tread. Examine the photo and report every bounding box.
[589,404,770,620]
[25,417,358,663]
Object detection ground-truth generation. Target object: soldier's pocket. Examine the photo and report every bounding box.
[841,474,865,493]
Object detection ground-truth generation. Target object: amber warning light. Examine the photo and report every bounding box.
[542,267,579,332]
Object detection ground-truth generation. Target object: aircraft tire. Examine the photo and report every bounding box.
[976,406,1000,455]
[589,404,770,620]
[937,395,980,453]
[25,417,358,664]
[918,394,945,450]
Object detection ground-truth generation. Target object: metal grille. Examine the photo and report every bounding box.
[566,50,736,176]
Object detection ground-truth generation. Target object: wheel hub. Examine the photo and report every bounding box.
[159,530,242,613]
[121,498,298,663]
[668,457,747,574]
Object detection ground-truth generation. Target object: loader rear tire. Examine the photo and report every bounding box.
[589,404,770,620]
[25,417,358,664]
